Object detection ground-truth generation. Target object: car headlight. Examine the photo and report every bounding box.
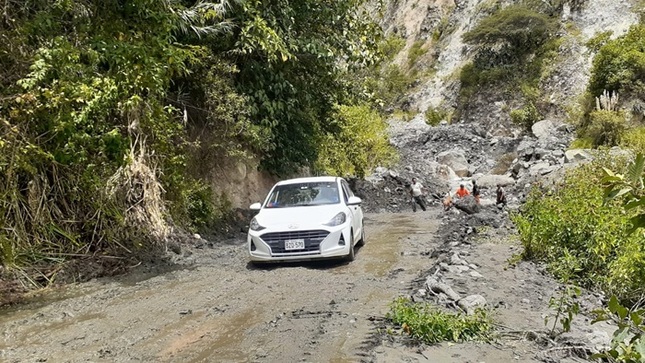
[249,217,265,231]
[324,212,346,227]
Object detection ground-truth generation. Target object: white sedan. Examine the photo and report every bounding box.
[247,176,364,263]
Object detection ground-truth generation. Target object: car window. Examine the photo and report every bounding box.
[264,182,340,208]
[341,180,354,198]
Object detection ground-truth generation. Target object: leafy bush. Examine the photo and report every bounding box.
[368,64,415,107]
[387,297,494,344]
[622,127,645,155]
[458,6,559,106]
[510,102,540,129]
[588,24,645,98]
[586,110,626,146]
[314,104,397,178]
[512,155,645,302]
[570,137,594,149]
[592,296,645,363]
[380,35,406,60]
[463,5,558,66]
[425,107,449,126]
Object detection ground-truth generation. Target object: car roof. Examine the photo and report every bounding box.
[275,176,340,186]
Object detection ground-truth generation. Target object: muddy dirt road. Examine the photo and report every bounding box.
[1,212,440,363]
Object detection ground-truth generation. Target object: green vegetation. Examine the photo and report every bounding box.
[314,104,397,178]
[386,297,494,344]
[588,25,645,98]
[510,102,540,130]
[459,5,559,126]
[408,40,427,68]
[575,25,645,151]
[425,107,450,126]
[512,155,645,303]
[586,110,627,146]
[0,0,391,281]
[545,286,581,338]
[592,296,645,363]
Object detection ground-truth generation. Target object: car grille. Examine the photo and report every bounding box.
[260,230,329,254]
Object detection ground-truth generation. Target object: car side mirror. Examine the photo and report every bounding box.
[347,196,362,205]
[250,202,262,211]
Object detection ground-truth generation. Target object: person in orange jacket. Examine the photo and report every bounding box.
[455,184,470,198]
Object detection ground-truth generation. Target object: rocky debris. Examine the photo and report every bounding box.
[425,276,461,301]
[458,294,487,315]
[351,170,446,213]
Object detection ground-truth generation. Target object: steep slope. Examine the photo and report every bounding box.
[380,0,639,124]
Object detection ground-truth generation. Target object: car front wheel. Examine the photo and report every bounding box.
[345,230,355,262]
[356,224,365,247]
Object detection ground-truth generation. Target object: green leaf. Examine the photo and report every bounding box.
[627,153,645,186]
[613,327,630,344]
[628,214,645,234]
[609,296,621,314]
[634,336,645,358]
[631,311,643,326]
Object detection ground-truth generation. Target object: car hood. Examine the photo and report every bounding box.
[256,205,346,230]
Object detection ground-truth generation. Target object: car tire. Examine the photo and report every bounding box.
[356,224,365,247]
[345,230,355,262]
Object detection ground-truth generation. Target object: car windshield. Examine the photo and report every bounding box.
[264,182,340,208]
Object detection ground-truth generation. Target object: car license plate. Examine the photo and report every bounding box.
[284,239,305,250]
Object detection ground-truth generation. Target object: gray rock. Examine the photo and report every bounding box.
[469,271,483,278]
[440,263,469,274]
[454,195,480,214]
[425,276,461,301]
[532,120,559,139]
[476,174,515,188]
[533,148,548,159]
[586,330,610,352]
[458,294,487,314]
[450,253,467,265]
[565,149,592,163]
[437,149,470,177]
[529,162,551,176]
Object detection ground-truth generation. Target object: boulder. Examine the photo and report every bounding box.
[516,140,535,157]
[532,119,559,139]
[565,149,592,163]
[454,195,480,214]
[529,162,551,176]
[437,150,470,177]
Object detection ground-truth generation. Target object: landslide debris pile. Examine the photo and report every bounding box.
[356,117,584,213]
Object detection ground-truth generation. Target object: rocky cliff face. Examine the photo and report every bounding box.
[356,0,640,212]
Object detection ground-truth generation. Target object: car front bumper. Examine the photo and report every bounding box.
[247,223,352,262]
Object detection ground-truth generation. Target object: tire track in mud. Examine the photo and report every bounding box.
[1,211,441,363]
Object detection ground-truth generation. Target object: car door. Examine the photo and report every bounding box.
[341,179,363,243]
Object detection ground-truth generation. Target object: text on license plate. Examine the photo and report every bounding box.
[284,239,305,250]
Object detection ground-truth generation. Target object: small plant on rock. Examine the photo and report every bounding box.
[545,285,581,338]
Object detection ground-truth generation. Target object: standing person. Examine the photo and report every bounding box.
[409,178,427,212]
[496,184,507,206]
[455,184,470,198]
[472,180,480,205]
